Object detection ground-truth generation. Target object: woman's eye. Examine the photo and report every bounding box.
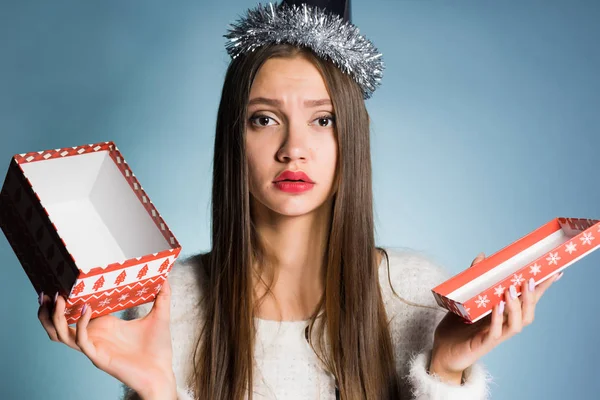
[314,116,335,128]
[250,115,277,127]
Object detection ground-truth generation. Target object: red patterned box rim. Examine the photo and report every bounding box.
[433,217,599,303]
[13,141,181,273]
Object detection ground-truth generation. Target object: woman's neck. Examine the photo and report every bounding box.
[252,202,331,321]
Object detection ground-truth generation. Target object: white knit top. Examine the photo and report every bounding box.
[253,318,337,399]
[122,249,492,400]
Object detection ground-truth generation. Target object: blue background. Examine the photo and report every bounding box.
[1,0,598,398]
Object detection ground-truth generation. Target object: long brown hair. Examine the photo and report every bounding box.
[190,44,401,399]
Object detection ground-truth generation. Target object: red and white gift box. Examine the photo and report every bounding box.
[432,217,600,323]
[0,141,181,325]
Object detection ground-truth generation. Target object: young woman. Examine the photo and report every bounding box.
[37,1,560,399]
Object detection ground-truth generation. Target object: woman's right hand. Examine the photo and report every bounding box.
[37,280,177,400]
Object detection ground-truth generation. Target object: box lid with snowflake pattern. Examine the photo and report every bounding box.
[0,141,181,325]
[432,217,600,323]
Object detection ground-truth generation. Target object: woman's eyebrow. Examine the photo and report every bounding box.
[248,97,281,107]
[247,98,332,108]
[304,99,332,108]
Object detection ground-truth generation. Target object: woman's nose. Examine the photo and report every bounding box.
[276,121,309,162]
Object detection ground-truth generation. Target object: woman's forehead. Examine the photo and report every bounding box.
[249,56,331,104]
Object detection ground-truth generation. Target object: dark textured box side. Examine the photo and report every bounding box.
[0,160,78,298]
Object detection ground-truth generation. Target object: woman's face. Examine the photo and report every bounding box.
[245,55,338,217]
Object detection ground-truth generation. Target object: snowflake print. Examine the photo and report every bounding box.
[155,284,162,293]
[529,263,542,276]
[580,232,595,245]
[64,308,72,315]
[118,293,130,302]
[494,284,505,297]
[565,242,577,254]
[546,252,561,265]
[475,295,490,308]
[99,298,112,307]
[511,273,525,286]
[136,287,149,297]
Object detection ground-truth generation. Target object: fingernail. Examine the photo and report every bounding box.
[498,301,505,315]
[528,278,535,292]
[81,303,87,315]
[555,272,564,281]
[509,285,518,299]
[54,292,59,304]
[38,291,44,306]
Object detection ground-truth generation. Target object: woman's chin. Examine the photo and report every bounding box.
[269,204,321,218]
[263,198,329,218]
[251,192,333,218]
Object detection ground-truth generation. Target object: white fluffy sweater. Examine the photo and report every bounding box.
[121,249,492,399]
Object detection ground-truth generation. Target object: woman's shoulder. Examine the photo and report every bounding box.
[377,247,450,310]
[377,248,450,380]
[121,252,209,321]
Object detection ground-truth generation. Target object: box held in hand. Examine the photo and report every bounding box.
[0,141,182,324]
[432,217,599,323]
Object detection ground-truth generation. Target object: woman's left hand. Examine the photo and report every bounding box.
[429,253,562,383]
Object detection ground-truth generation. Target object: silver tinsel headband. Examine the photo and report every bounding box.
[224,2,384,99]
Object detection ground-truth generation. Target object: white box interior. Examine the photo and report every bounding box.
[448,229,571,303]
[20,151,170,272]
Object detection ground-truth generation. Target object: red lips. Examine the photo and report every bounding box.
[273,170,315,184]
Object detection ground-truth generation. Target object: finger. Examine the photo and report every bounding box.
[520,278,536,326]
[471,252,486,267]
[534,271,562,302]
[37,294,59,342]
[502,285,523,337]
[52,294,81,351]
[484,299,505,346]
[76,304,99,363]
[148,278,172,322]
